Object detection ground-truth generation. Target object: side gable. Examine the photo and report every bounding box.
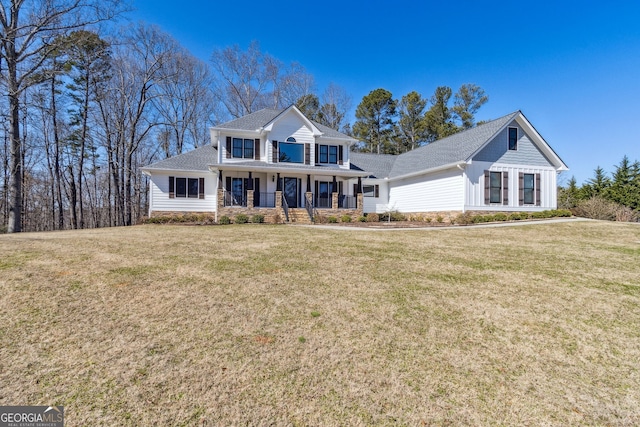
[267,108,317,143]
[473,122,553,167]
[470,112,568,171]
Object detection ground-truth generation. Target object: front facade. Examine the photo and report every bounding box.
[142,108,568,223]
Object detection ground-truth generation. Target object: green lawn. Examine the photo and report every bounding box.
[1,221,639,425]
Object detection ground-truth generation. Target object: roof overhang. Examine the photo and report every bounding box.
[387,161,466,182]
[210,164,369,178]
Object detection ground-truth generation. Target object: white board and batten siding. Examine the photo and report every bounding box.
[388,168,464,213]
[149,172,217,213]
[268,111,315,163]
[464,161,558,211]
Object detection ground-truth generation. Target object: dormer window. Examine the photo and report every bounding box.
[315,144,344,165]
[279,137,304,163]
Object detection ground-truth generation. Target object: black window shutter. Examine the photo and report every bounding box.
[254,139,260,160]
[315,144,319,164]
[254,178,260,206]
[305,143,310,165]
[374,185,379,198]
[272,140,278,163]
[225,176,231,192]
[339,146,344,165]
[199,178,205,199]
[226,137,231,159]
[502,171,509,205]
[353,184,358,196]
[518,172,524,206]
[169,176,175,198]
[484,171,490,204]
[536,173,541,206]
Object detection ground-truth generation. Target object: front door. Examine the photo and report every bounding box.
[284,177,298,208]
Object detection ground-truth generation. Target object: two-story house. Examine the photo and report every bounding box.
[142,106,568,223]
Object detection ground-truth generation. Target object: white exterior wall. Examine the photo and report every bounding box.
[465,161,558,211]
[355,179,389,213]
[149,172,217,213]
[388,168,463,212]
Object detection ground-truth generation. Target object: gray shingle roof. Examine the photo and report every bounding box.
[142,145,218,172]
[348,111,519,179]
[213,107,354,140]
[349,152,397,178]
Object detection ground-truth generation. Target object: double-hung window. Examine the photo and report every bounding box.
[490,172,502,203]
[316,144,341,165]
[362,185,379,198]
[168,176,205,199]
[523,173,535,205]
[485,170,508,205]
[231,138,255,159]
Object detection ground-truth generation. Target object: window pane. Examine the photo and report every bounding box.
[188,178,199,198]
[490,172,501,203]
[319,145,328,163]
[232,138,243,157]
[363,185,375,197]
[524,173,534,204]
[329,145,338,164]
[509,128,517,150]
[243,139,254,159]
[176,177,186,197]
[279,142,304,163]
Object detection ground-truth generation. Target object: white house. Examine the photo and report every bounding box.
[141,106,568,223]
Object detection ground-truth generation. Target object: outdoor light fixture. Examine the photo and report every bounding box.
[272,175,275,182]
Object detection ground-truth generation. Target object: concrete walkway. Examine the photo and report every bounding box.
[290,217,594,231]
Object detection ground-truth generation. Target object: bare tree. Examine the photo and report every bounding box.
[317,82,352,131]
[211,41,314,119]
[0,0,124,232]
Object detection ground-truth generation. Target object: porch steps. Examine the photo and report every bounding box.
[286,208,313,224]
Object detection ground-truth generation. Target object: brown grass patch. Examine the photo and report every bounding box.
[0,222,639,425]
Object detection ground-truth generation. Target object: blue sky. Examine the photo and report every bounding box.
[128,0,640,185]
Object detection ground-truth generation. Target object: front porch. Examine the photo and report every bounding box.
[217,188,364,224]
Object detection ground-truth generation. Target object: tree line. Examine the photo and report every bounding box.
[558,156,640,221]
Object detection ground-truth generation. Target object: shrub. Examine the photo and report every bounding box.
[573,196,620,221]
[357,215,367,222]
[219,215,231,225]
[436,215,444,223]
[454,212,474,225]
[509,212,528,221]
[327,216,338,223]
[492,213,508,221]
[313,214,327,224]
[235,214,249,224]
[341,214,352,223]
[366,213,379,222]
[424,217,432,223]
[273,214,282,224]
[251,214,265,224]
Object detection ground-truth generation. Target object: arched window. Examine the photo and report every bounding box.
[286,137,296,143]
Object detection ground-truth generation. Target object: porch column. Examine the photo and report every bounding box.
[306,174,311,193]
[218,170,223,187]
[357,176,362,193]
[331,175,338,209]
[276,173,282,191]
[247,172,253,190]
[247,190,254,208]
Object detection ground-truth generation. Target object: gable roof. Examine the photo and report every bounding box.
[388,111,520,179]
[141,145,218,172]
[349,111,567,180]
[212,107,355,141]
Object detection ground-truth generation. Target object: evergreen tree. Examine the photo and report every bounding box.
[581,166,611,199]
[608,156,640,210]
[424,86,458,142]
[452,83,488,129]
[353,89,397,154]
[397,91,428,152]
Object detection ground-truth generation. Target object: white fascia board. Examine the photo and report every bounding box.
[141,167,209,175]
[262,105,323,136]
[210,126,262,135]
[387,161,466,182]
[514,114,569,171]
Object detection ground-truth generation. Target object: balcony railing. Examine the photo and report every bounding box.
[339,195,357,209]
[223,191,246,207]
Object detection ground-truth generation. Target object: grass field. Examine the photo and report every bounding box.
[1,221,639,426]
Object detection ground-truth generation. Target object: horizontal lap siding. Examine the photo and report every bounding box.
[360,179,388,213]
[389,169,463,212]
[269,112,315,163]
[150,172,217,212]
[465,161,557,210]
